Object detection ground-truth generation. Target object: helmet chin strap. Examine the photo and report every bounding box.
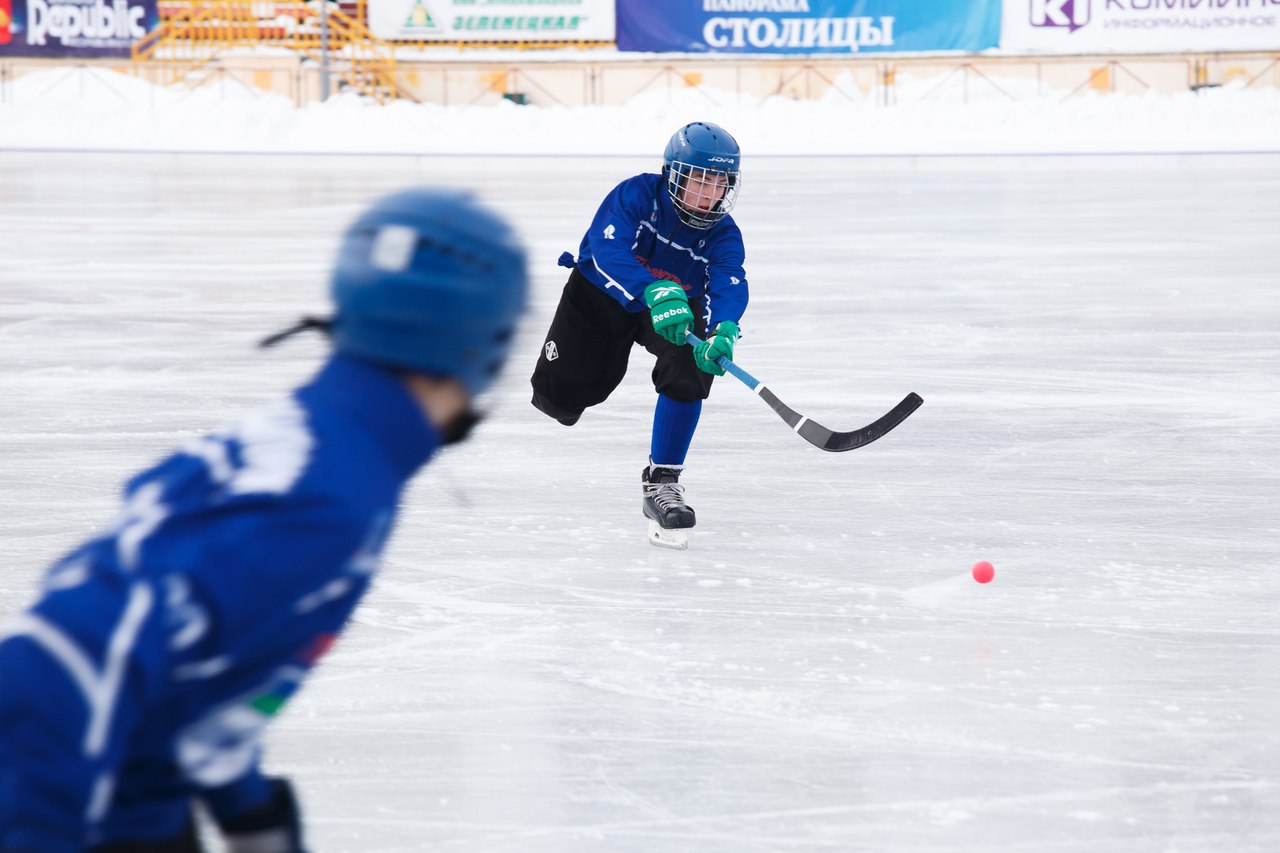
[439,408,483,445]
[259,316,333,348]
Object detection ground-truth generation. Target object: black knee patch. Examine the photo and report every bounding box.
[531,390,583,425]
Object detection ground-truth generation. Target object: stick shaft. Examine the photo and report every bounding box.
[684,331,921,453]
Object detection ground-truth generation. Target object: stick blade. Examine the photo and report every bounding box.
[799,392,924,452]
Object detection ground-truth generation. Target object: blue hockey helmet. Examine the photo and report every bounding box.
[661,122,741,229]
[330,188,528,397]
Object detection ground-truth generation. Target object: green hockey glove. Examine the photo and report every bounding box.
[643,281,694,346]
[694,321,740,376]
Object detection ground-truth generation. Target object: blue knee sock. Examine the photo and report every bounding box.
[650,395,701,465]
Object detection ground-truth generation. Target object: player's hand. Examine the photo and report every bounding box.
[643,281,693,345]
[694,321,739,376]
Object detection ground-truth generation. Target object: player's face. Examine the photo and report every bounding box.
[679,169,729,212]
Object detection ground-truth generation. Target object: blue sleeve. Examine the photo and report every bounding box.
[0,364,418,848]
[583,177,663,308]
[704,220,750,329]
[160,500,374,659]
[0,506,375,849]
[0,486,379,849]
[138,498,377,786]
[0,574,171,853]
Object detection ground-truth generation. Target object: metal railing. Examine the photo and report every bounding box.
[3,50,1276,108]
[131,0,402,103]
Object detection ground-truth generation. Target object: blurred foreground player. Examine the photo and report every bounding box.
[530,121,749,549]
[0,188,528,852]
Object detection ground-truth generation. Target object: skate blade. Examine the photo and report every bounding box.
[647,520,689,550]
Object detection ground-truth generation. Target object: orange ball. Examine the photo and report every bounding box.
[972,560,995,584]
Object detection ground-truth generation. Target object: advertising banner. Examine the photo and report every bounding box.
[1001,0,1280,54]
[617,0,1001,54]
[0,0,156,56]
[368,0,614,42]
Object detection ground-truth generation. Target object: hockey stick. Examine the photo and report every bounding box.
[685,331,923,452]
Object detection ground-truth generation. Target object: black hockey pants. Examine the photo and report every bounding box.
[530,269,713,424]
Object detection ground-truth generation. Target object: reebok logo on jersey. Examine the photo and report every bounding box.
[603,224,615,240]
[545,341,559,361]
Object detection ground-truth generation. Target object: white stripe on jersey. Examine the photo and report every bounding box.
[638,220,711,264]
[592,256,638,301]
[0,582,155,758]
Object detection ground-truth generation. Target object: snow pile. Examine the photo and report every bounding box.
[2,65,1277,155]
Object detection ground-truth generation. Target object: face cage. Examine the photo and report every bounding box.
[665,161,740,229]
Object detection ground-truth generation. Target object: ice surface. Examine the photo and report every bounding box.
[1,151,1278,851]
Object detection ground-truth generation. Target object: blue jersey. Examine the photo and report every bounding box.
[571,173,749,331]
[0,354,439,852]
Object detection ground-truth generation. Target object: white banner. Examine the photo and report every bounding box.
[368,0,614,42]
[1002,0,1280,54]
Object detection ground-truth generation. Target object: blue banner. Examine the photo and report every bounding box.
[617,0,999,54]
[0,0,158,57]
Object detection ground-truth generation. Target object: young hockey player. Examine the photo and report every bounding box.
[0,188,528,852]
[529,121,748,549]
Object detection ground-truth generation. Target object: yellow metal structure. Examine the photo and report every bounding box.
[132,0,401,102]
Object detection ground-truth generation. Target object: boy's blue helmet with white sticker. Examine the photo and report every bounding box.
[330,188,528,397]
[662,122,742,229]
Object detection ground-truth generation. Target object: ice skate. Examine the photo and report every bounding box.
[642,464,695,549]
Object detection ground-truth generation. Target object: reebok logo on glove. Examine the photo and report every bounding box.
[643,280,693,345]
[648,285,685,302]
